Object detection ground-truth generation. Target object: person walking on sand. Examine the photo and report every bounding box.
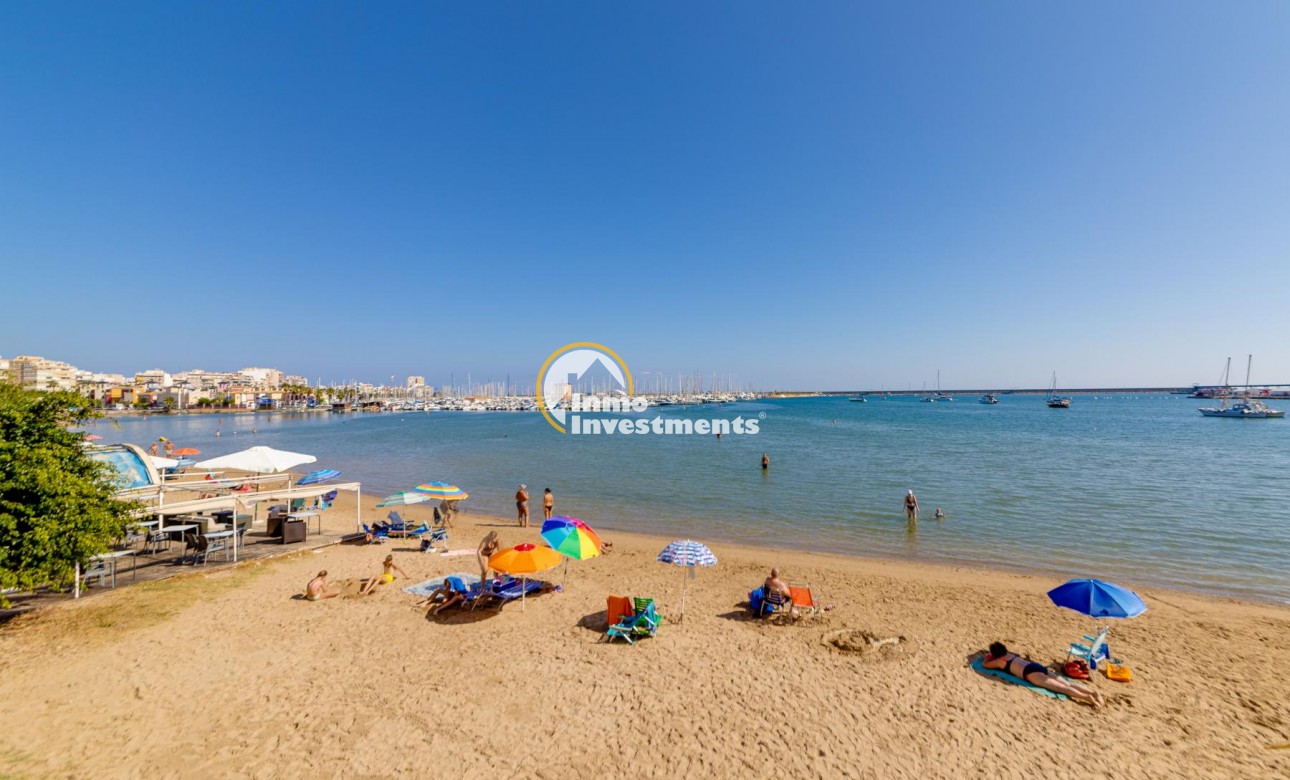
[982,642,1105,708]
[542,488,555,520]
[360,554,409,595]
[305,571,340,601]
[478,531,500,586]
[761,453,770,470]
[515,484,529,527]
[904,489,919,522]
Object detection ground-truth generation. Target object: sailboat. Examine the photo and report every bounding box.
[923,371,952,402]
[1199,356,1284,418]
[1047,372,1071,408]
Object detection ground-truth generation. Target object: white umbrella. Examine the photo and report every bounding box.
[194,446,316,474]
[150,455,180,469]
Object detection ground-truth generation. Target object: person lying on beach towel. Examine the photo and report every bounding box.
[981,642,1104,708]
[360,555,410,595]
[416,578,468,614]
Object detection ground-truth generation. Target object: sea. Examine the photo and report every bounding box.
[93,394,1290,604]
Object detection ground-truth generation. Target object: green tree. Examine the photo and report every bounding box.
[0,384,138,603]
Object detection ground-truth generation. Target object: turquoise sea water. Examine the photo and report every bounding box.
[98,395,1290,603]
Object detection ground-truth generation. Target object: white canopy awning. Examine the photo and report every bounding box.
[194,446,316,474]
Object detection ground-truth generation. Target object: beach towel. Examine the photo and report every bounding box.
[607,595,635,628]
[403,572,480,598]
[440,549,475,557]
[970,658,1067,701]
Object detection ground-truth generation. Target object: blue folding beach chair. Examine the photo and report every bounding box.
[362,523,389,544]
[1066,626,1112,670]
[607,598,660,644]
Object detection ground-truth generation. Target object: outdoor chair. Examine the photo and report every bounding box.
[1067,626,1112,671]
[82,560,111,589]
[607,597,660,644]
[362,523,389,544]
[788,584,822,621]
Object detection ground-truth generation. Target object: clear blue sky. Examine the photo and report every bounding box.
[2,2,1288,390]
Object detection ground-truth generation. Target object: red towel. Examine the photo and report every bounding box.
[607,594,634,628]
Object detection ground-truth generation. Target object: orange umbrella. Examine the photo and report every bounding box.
[172,447,202,456]
[487,543,562,609]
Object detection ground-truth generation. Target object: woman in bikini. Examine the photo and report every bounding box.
[542,488,555,520]
[305,571,339,601]
[981,641,1104,708]
[360,555,409,595]
[477,531,501,588]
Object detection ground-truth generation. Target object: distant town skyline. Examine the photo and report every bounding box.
[2,4,1288,389]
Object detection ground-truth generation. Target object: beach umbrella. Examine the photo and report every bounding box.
[1047,578,1147,619]
[376,491,432,507]
[657,540,718,623]
[541,517,602,559]
[297,468,342,486]
[489,543,562,609]
[414,482,469,500]
[149,455,179,469]
[541,517,602,583]
[172,447,201,456]
[194,446,316,474]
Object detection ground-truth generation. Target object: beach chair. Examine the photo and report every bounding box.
[418,524,449,553]
[749,585,790,618]
[471,577,546,610]
[290,498,306,512]
[362,523,389,544]
[607,597,660,644]
[386,511,406,528]
[789,584,822,621]
[1066,626,1112,671]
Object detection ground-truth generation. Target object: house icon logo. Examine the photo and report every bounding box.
[536,342,634,433]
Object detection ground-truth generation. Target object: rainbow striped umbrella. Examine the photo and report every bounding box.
[414,482,469,500]
[541,517,602,560]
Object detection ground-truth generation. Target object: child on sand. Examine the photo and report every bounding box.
[305,571,339,601]
[360,555,409,595]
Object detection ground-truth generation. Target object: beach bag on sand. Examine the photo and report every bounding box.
[1064,659,1091,679]
[1105,663,1132,682]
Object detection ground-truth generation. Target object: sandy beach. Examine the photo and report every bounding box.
[1,490,1287,779]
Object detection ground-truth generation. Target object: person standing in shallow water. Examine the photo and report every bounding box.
[515,484,529,527]
[761,453,770,470]
[904,489,919,522]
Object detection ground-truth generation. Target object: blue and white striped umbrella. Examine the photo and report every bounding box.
[297,468,342,486]
[657,540,718,567]
[657,540,717,623]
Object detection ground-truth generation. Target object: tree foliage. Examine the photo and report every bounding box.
[0,384,138,601]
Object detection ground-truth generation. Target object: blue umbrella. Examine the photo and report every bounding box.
[297,468,341,486]
[1047,578,1147,619]
[657,540,718,622]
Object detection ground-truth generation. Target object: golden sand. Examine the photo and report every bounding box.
[1,490,1287,778]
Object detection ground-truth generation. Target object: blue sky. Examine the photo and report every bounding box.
[2,2,1288,390]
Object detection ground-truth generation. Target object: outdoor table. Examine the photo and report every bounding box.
[89,549,140,587]
[148,523,198,555]
[202,529,235,562]
[287,511,321,535]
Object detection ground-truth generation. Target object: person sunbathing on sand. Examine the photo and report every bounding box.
[982,642,1104,708]
[305,571,339,601]
[417,579,467,614]
[360,554,409,595]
